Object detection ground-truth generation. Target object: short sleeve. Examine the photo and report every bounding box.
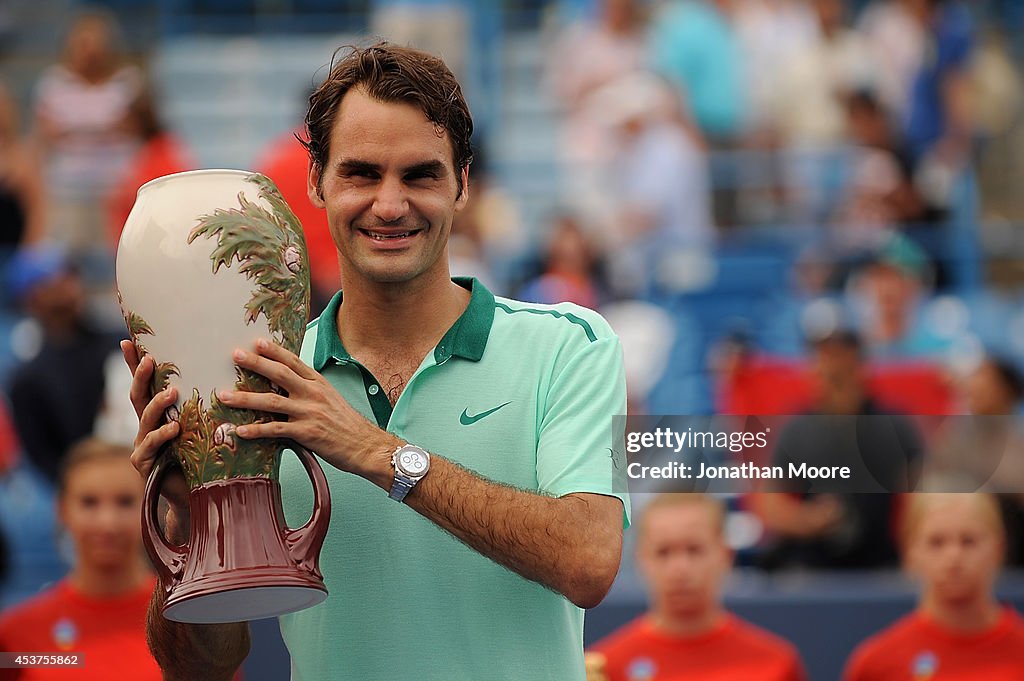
[536,334,630,527]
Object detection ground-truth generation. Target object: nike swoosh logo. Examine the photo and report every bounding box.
[460,401,512,426]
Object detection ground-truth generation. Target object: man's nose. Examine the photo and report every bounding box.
[372,175,409,223]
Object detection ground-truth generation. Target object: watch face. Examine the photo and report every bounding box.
[396,447,429,477]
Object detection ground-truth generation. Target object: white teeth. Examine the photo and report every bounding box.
[367,231,412,240]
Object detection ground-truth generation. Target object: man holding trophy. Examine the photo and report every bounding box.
[122,42,629,681]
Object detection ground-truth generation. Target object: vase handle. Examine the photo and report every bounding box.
[141,455,189,590]
[283,444,331,576]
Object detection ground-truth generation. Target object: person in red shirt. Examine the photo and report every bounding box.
[0,438,160,681]
[843,493,1024,681]
[257,124,337,312]
[106,88,193,248]
[588,493,807,681]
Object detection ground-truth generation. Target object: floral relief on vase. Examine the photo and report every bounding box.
[120,173,310,488]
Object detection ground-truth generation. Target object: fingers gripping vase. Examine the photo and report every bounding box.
[116,169,331,623]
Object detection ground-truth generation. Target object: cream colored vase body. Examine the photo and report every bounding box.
[116,169,330,623]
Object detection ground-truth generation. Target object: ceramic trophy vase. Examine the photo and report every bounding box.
[116,169,330,623]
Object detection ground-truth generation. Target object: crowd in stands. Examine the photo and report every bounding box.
[0,1,1022,679]
[531,0,984,292]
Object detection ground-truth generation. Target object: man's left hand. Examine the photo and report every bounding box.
[218,338,397,485]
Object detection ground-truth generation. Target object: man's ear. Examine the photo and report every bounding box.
[307,161,325,208]
[455,165,470,210]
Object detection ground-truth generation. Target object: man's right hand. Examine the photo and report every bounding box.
[121,339,187,511]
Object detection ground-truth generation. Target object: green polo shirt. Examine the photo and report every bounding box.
[278,277,629,681]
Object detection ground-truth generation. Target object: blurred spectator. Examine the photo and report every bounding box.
[897,0,976,214]
[771,0,876,148]
[0,82,45,251]
[903,0,974,163]
[547,0,649,229]
[518,213,603,308]
[970,29,1024,145]
[586,74,713,297]
[449,144,523,292]
[847,235,950,358]
[928,354,1024,489]
[832,147,908,250]
[973,28,1024,224]
[370,0,469,79]
[257,123,337,314]
[843,493,1024,681]
[927,354,1024,563]
[649,0,745,142]
[5,247,119,484]
[33,10,141,255]
[732,0,818,138]
[836,90,940,235]
[857,0,926,126]
[547,0,647,110]
[607,76,712,243]
[962,355,1024,418]
[106,88,194,249]
[0,439,159,681]
[587,494,807,681]
[751,329,922,569]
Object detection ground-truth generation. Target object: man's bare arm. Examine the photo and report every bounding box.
[403,460,624,609]
[324,440,625,609]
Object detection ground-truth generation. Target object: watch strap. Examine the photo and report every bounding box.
[388,474,416,502]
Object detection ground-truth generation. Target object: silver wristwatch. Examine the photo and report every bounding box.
[389,444,430,502]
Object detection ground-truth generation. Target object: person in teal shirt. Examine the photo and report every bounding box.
[649,0,746,141]
[123,42,629,681]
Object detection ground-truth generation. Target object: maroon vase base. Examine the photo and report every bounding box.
[156,476,328,624]
[164,580,327,623]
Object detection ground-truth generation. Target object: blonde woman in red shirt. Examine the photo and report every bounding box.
[0,438,160,681]
[844,493,1024,680]
[588,494,807,681]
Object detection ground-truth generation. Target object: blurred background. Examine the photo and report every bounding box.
[1,0,1024,679]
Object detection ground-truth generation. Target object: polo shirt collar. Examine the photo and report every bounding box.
[311,276,495,371]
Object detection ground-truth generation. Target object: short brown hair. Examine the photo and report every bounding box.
[303,41,474,197]
[57,438,135,497]
[901,493,1005,548]
[637,493,727,541]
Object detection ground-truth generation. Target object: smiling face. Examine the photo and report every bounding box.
[307,88,469,287]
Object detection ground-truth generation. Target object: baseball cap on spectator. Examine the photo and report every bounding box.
[864,233,930,281]
[4,245,72,303]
